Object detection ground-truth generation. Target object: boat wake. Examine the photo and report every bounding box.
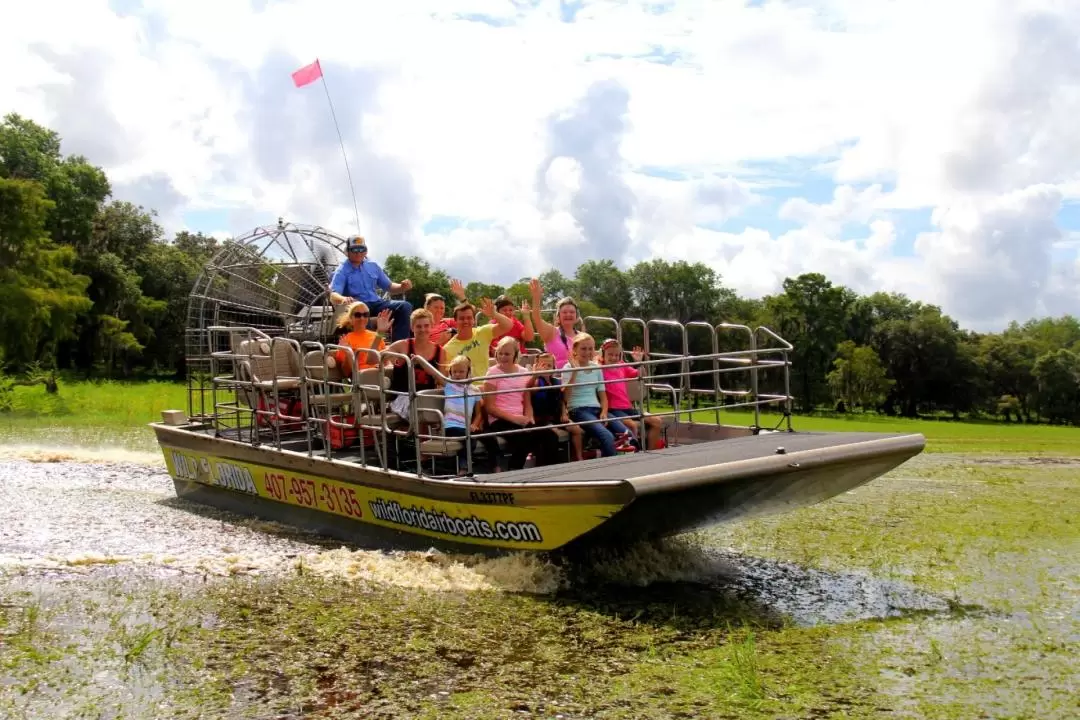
[0,443,163,466]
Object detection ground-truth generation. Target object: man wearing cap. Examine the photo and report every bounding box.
[328,235,414,342]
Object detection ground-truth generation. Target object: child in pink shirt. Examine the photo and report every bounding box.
[483,335,560,470]
[600,338,663,450]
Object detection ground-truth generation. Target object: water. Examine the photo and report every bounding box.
[0,446,952,621]
[3,443,1075,718]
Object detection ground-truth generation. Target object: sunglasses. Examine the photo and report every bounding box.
[352,312,370,318]
[348,246,367,253]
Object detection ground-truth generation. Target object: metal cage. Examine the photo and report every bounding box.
[185,220,346,421]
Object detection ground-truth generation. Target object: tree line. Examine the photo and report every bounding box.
[1,114,1078,424]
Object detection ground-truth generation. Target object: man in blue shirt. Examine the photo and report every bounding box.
[328,235,414,341]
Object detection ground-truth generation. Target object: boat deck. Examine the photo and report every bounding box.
[476,431,915,485]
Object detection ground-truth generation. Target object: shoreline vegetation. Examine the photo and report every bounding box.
[2,378,1077,455]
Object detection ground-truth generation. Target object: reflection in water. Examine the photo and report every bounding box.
[0,455,955,626]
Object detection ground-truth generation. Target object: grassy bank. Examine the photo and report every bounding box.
[714,408,1079,455]
[1,379,1077,454]
[0,380,187,451]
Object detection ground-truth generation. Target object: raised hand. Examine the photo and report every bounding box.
[528,278,542,304]
[519,298,531,316]
[450,278,466,301]
[480,296,496,319]
[631,345,644,362]
[376,309,393,333]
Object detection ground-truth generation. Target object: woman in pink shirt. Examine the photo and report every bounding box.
[600,338,662,450]
[483,335,560,470]
[528,277,583,369]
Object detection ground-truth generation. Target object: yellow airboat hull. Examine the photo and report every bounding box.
[154,422,925,554]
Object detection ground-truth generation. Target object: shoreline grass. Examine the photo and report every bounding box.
[2,379,1077,455]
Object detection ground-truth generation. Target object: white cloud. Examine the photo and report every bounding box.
[779,184,884,233]
[2,0,1079,330]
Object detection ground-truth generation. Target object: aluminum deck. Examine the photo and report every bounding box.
[481,431,910,484]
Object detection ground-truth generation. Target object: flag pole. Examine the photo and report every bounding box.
[318,69,361,234]
[292,59,361,233]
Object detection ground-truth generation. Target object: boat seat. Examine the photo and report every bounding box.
[354,366,403,430]
[356,411,405,428]
[355,366,391,404]
[626,375,674,426]
[303,351,352,406]
[414,389,464,456]
[233,339,266,407]
[241,339,302,391]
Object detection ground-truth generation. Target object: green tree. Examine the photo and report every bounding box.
[627,259,735,323]
[135,231,219,375]
[464,282,505,303]
[1032,349,1080,424]
[63,202,169,376]
[574,259,631,317]
[1011,316,1080,355]
[762,273,851,411]
[827,340,893,411]
[873,304,971,417]
[0,177,92,367]
[382,254,453,309]
[535,269,576,305]
[0,113,110,246]
[977,334,1039,421]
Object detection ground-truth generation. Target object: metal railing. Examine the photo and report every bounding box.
[192,315,795,475]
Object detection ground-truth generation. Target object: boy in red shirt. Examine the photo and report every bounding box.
[487,295,535,355]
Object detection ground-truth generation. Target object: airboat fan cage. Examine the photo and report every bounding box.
[185,222,347,394]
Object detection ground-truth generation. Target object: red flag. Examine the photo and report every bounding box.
[291,59,323,88]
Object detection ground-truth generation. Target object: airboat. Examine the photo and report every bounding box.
[152,221,925,554]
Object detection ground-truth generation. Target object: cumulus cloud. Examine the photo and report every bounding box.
[3,0,1079,330]
[779,185,884,233]
[536,78,634,270]
[693,175,756,225]
[943,6,1080,195]
[26,44,132,169]
[113,173,186,229]
[916,186,1065,329]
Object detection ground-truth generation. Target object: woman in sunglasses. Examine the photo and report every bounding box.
[333,301,393,374]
